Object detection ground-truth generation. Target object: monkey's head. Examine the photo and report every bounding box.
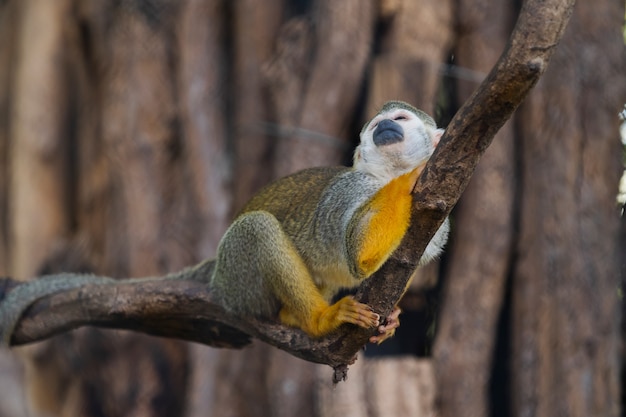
[354,101,443,182]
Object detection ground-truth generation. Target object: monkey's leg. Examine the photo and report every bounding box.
[279,294,381,338]
[279,296,381,338]
[217,211,379,338]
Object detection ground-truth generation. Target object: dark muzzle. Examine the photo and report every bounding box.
[373,119,404,146]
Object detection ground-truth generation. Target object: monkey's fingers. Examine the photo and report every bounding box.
[336,296,380,329]
[369,306,401,344]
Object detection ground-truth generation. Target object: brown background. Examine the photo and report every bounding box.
[0,0,624,416]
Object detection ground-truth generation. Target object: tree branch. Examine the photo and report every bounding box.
[0,0,575,382]
[0,273,357,367]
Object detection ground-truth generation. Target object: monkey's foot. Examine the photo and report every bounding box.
[333,296,380,329]
[315,296,380,336]
[281,296,380,338]
[369,306,401,344]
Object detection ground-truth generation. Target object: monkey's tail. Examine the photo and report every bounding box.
[0,273,114,345]
[0,258,216,346]
[161,258,216,283]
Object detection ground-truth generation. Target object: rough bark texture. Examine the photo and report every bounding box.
[367,0,453,114]
[511,1,625,416]
[432,0,516,415]
[10,0,73,281]
[0,0,15,279]
[230,0,283,214]
[268,0,375,178]
[176,0,232,259]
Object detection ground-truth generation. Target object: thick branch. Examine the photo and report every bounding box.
[0,275,352,367]
[0,0,575,381]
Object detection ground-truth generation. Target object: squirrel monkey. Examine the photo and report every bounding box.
[210,101,449,342]
[0,101,448,345]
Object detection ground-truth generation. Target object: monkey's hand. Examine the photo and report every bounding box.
[369,306,401,344]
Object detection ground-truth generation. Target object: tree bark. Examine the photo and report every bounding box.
[270,0,375,178]
[0,0,16,278]
[367,0,454,114]
[433,0,516,416]
[316,357,436,417]
[177,0,232,259]
[511,1,625,416]
[230,0,284,214]
[9,0,73,281]
[8,2,199,416]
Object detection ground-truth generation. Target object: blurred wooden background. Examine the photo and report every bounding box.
[0,0,624,416]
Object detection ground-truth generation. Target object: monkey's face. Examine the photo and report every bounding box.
[354,105,443,182]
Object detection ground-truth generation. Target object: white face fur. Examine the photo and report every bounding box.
[353,104,443,183]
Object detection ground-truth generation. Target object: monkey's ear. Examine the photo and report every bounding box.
[433,129,444,147]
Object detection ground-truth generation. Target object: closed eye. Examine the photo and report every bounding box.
[394,115,408,121]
